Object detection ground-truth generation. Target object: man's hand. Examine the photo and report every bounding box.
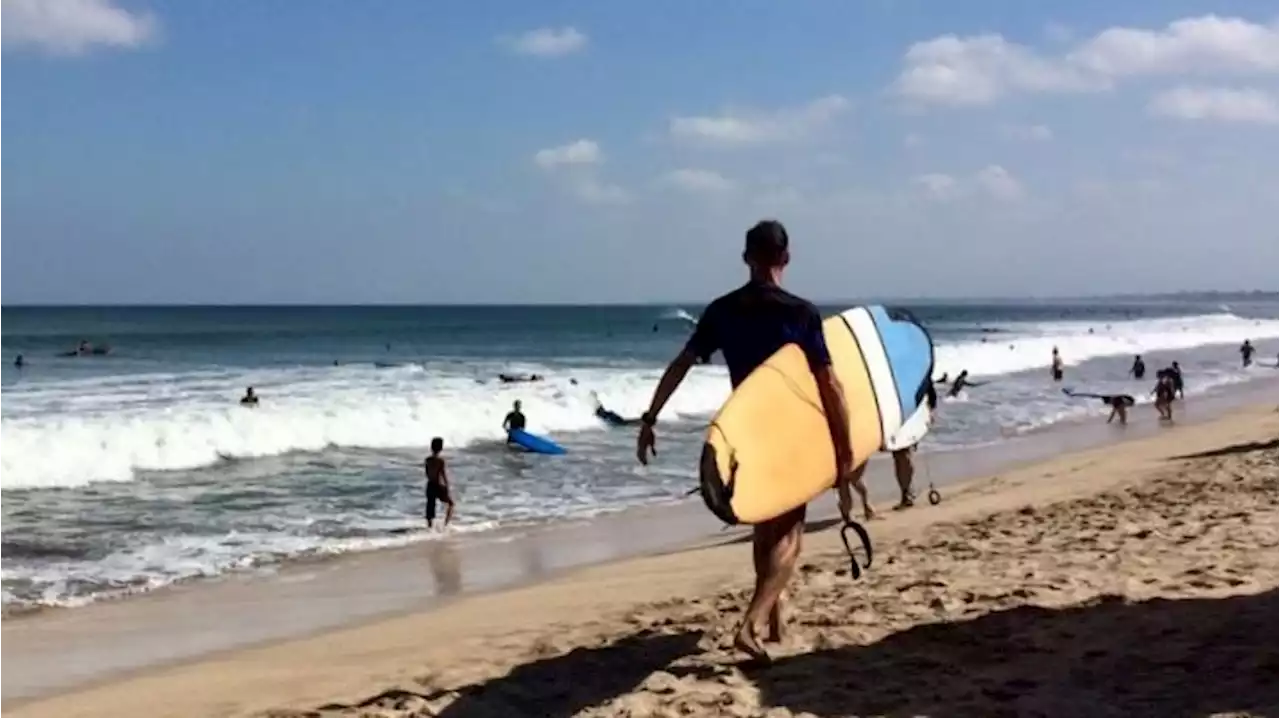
[636,424,657,465]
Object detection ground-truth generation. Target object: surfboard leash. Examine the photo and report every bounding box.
[839,520,873,580]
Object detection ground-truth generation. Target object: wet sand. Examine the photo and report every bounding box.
[5,402,1276,718]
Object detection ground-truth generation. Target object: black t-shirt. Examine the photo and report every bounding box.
[504,411,526,430]
[685,281,831,388]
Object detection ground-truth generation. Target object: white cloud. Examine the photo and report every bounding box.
[914,173,959,200]
[669,94,851,147]
[1001,123,1053,141]
[893,15,1279,106]
[914,165,1025,202]
[1069,15,1279,78]
[661,168,736,194]
[974,165,1025,201]
[893,34,1104,105]
[534,139,602,169]
[500,26,587,57]
[570,177,630,205]
[1148,86,1279,124]
[1,0,156,56]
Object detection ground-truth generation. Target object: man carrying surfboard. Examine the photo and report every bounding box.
[634,219,867,663]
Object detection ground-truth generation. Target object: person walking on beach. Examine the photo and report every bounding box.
[424,437,455,529]
[634,219,865,663]
[1152,375,1176,421]
[890,383,938,509]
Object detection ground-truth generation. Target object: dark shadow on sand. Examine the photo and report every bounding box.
[431,630,702,718]
[746,590,1278,718]
[1172,439,1279,461]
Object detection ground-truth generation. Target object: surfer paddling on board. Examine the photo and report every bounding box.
[634,219,868,663]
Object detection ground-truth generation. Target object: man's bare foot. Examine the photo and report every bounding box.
[734,627,772,664]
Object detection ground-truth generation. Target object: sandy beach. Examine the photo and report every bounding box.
[6,404,1277,718]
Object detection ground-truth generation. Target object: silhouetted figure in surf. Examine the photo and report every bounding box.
[591,391,640,427]
[933,372,948,384]
[1241,340,1255,367]
[947,370,985,398]
[1051,347,1064,382]
[498,373,543,384]
[1129,355,1146,380]
[1104,395,1135,425]
[239,387,259,407]
[424,437,455,529]
[14,354,24,368]
[502,400,526,442]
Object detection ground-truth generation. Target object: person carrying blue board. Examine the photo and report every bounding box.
[501,400,526,443]
[633,219,869,664]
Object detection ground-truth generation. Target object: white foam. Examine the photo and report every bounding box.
[1,362,732,489]
[935,313,1277,378]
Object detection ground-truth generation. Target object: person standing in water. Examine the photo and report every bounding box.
[634,219,865,663]
[423,437,455,529]
[1241,340,1255,368]
[1050,347,1064,382]
[501,400,526,441]
[1152,374,1176,421]
[239,387,259,406]
[1129,355,1146,380]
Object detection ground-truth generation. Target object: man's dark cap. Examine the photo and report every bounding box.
[744,219,789,262]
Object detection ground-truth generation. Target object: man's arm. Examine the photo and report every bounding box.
[643,349,698,420]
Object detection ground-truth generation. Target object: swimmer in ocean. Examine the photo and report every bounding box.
[1129,355,1145,380]
[590,391,639,427]
[947,370,985,398]
[239,387,259,406]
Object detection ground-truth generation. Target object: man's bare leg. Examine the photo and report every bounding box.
[735,506,806,661]
[892,450,914,508]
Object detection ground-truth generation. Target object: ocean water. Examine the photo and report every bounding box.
[2,297,1277,612]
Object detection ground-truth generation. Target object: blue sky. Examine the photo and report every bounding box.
[3,0,1277,304]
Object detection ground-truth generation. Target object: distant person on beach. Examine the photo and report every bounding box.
[633,219,866,663]
[890,383,938,509]
[424,437,455,529]
[1167,362,1184,398]
[502,400,526,440]
[1241,340,1255,367]
[1051,347,1064,382]
[239,387,259,406]
[1129,355,1146,380]
[1153,375,1175,421]
[1105,395,1135,425]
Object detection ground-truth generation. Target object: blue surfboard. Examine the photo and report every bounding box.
[508,429,567,455]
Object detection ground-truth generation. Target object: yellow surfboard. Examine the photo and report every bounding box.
[697,305,935,525]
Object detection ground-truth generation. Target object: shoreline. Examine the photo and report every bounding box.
[5,394,1274,711]
[2,378,1276,710]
